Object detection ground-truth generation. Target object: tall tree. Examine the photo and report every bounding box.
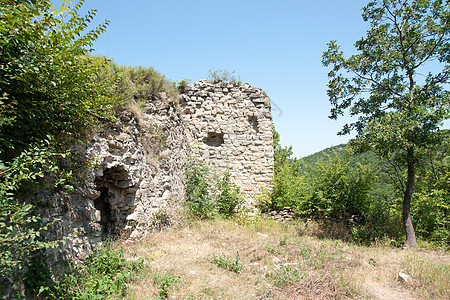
[322,0,450,247]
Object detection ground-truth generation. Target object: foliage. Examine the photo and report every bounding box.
[0,0,116,290]
[266,264,305,288]
[184,155,243,219]
[212,251,243,273]
[269,126,374,220]
[300,151,374,218]
[0,140,64,280]
[177,78,192,91]
[322,0,450,247]
[413,130,450,246]
[292,133,449,246]
[0,0,114,156]
[44,246,144,299]
[269,125,305,210]
[117,65,178,105]
[152,271,180,299]
[207,68,242,85]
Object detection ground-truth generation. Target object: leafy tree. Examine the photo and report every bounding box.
[0,0,113,289]
[322,0,450,247]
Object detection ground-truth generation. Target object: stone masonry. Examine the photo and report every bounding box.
[26,81,273,278]
[180,80,274,204]
[37,93,190,271]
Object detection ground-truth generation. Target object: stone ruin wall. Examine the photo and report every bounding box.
[180,80,274,204]
[34,80,273,272]
[37,94,190,269]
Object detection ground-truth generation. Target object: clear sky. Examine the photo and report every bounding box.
[51,0,448,157]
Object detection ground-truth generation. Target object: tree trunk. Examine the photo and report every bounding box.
[403,147,418,248]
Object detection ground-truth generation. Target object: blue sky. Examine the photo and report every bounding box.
[51,0,448,157]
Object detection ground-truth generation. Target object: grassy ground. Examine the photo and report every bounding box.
[120,217,449,299]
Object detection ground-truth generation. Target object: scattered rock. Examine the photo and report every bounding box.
[398,272,412,284]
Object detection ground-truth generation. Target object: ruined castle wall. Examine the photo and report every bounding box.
[31,81,274,278]
[39,93,190,266]
[180,80,274,204]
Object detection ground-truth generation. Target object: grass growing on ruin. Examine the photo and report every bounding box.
[120,216,449,299]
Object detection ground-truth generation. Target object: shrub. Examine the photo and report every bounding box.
[118,66,178,104]
[47,246,144,299]
[266,265,305,288]
[299,151,374,218]
[184,156,242,219]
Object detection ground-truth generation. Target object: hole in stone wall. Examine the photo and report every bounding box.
[248,116,259,133]
[94,188,113,236]
[93,166,136,239]
[204,132,224,147]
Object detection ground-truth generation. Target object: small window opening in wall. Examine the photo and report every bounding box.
[248,116,259,133]
[204,132,224,146]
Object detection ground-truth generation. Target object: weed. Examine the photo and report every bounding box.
[402,252,450,299]
[279,236,289,246]
[263,241,279,254]
[368,258,377,266]
[152,272,180,299]
[177,78,192,91]
[150,209,171,231]
[266,264,306,287]
[299,245,312,260]
[212,251,243,273]
[207,68,242,86]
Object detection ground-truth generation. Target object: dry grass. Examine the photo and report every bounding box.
[120,217,449,299]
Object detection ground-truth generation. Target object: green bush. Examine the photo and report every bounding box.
[117,66,178,104]
[46,246,144,299]
[350,198,404,246]
[270,126,374,219]
[412,139,450,247]
[299,151,374,218]
[184,156,242,219]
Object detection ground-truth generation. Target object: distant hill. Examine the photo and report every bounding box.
[299,144,349,167]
